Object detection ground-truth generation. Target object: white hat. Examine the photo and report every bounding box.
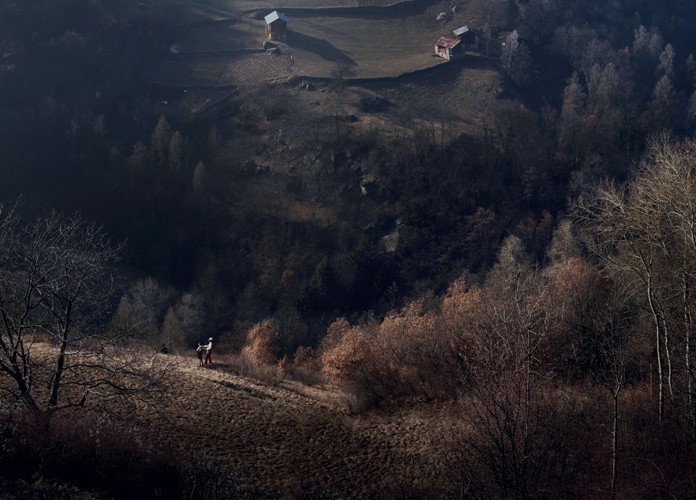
[208,337,213,341]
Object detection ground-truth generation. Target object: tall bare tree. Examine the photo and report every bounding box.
[552,256,640,498]
[0,208,167,411]
[575,135,696,431]
[454,236,582,497]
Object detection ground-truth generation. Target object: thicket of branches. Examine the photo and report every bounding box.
[0,206,170,412]
[288,137,696,497]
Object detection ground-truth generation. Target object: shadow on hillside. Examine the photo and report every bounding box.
[248,0,441,21]
[287,31,356,65]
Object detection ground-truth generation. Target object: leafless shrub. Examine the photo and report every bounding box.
[442,386,593,498]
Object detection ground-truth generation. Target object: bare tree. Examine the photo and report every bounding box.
[127,276,174,343]
[556,257,640,499]
[160,306,184,354]
[595,296,639,500]
[0,208,168,411]
[552,25,599,77]
[574,136,696,431]
[658,43,676,79]
[450,236,584,497]
[632,25,664,62]
[575,176,670,423]
[558,72,588,166]
[642,75,679,133]
[150,114,173,165]
[174,292,204,346]
[500,30,533,86]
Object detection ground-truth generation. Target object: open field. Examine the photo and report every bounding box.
[157,52,293,87]
[159,0,505,85]
[248,1,458,79]
[0,344,462,496]
[77,352,459,496]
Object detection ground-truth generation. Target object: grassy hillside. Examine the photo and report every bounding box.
[139,357,455,496]
[164,0,507,80]
[1,346,460,497]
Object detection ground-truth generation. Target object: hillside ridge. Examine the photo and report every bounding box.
[129,355,455,496]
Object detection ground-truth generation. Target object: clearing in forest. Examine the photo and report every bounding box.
[158,0,497,86]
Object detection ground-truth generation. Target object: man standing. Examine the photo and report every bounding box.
[204,337,213,365]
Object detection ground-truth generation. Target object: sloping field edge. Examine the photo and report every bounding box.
[245,0,442,21]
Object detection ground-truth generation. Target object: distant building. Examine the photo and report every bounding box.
[264,11,289,41]
[434,36,461,61]
[452,25,479,50]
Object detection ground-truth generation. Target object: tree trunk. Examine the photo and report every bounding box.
[49,305,72,409]
[683,275,695,433]
[611,386,619,500]
[48,331,68,409]
[661,313,674,400]
[647,282,664,424]
[13,367,38,410]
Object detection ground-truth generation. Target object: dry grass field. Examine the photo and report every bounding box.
[261,2,456,79]
[97,352,461,496]
[159,0,509,85]
[157,52,294,87]
[0,344,464,496]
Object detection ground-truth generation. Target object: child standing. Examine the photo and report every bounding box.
[196,341,204,366]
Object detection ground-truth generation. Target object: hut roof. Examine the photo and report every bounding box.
[453,25,470,37]
[265,10,289,25]
[435,37,460,49]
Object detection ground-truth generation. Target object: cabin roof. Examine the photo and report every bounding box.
[435,37,460,49]
[265,10,289,25]
[453,25,470,37]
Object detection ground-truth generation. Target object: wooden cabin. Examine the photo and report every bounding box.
[434,36,461,61]
[264,11,289,41]
[452,25,479,50]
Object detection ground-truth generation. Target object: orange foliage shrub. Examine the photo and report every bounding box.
[320,283,484,400]
[241,318,279,366]
[439,277,484,382]
[376,300,441,396]
[320,317,372,388]
[550,256,601,301]
[293,345,316,369]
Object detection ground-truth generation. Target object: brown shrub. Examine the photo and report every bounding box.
[320,296,472,401]
[240,318,280,367]
[287,346,325,385]
[293,345,318,370]
[276,355,288,379]
[320,317,372,389]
